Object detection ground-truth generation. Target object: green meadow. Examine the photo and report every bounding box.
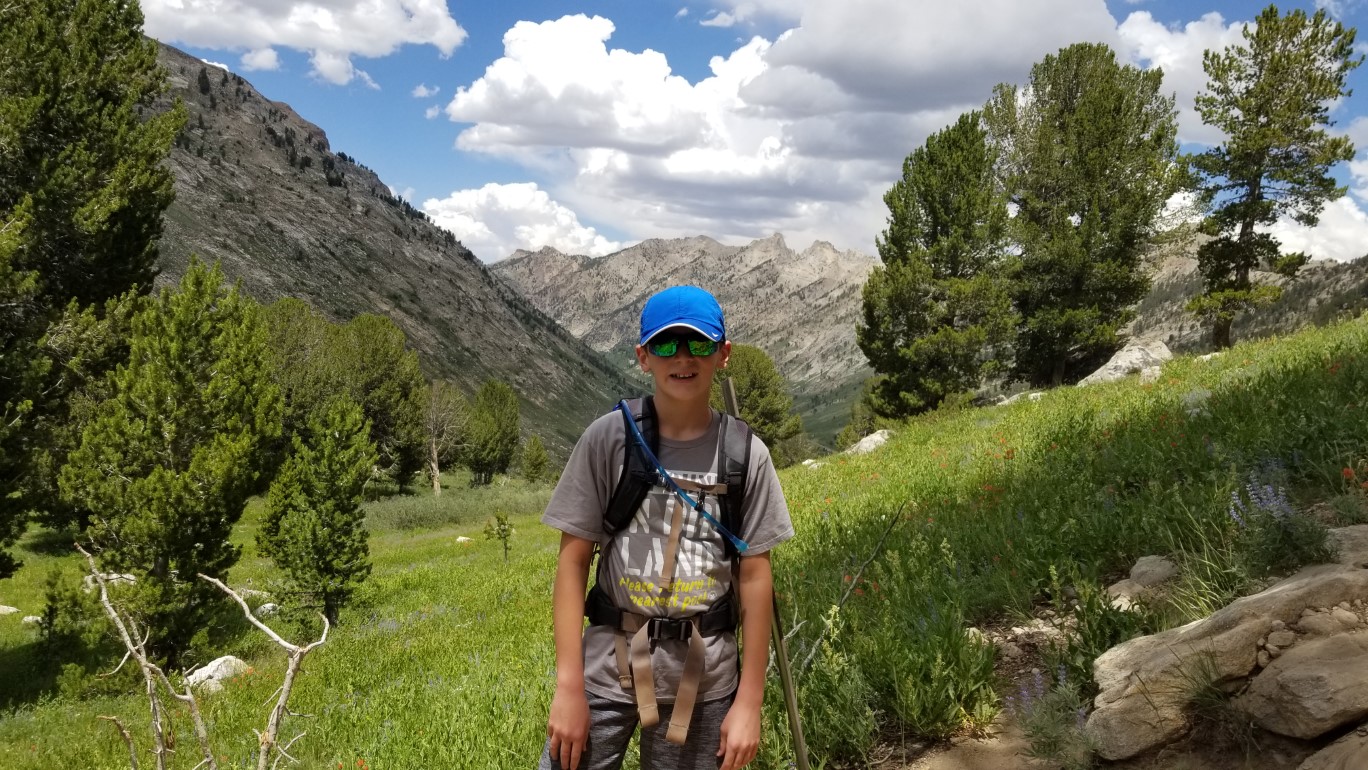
[4,315,1368,768]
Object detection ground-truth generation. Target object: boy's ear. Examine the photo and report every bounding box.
[635,344,650,372]
[720,340,732,368]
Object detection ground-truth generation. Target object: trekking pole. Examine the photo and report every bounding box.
[722,379,811,770]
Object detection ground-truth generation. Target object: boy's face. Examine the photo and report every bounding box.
[635,327,731,403]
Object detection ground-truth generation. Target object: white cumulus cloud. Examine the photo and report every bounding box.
[423,183,623,261]
[1267,197,1368,263]
[141,0,467,86]
[425,105,440,119]
[412,83,440,98]
[240,48,279,71]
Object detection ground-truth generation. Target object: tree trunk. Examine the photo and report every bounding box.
[428,439,441,496]
[1212,316,1233,351]
[1050,357,1066,387]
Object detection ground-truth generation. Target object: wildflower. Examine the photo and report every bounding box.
[854,588,865,596]
[843,574,851,582]
[1004,448,1015,460]
[1345,467,1357,481]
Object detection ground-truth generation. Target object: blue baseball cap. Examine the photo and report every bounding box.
[639,286,725,345]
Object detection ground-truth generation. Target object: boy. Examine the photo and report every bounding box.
[539,286,794,770]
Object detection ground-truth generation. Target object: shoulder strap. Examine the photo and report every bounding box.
[717,412,752,560]
[604,396,658,537]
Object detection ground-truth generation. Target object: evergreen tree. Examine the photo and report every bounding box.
[1189,5,1361,349]
[0,0,184,577]
[465,380,520,486]
[709,344,803,446]
[521,435,548,484]
[258,397,376,626]
[60,260,281,664]
[985,43,1182,385]
[335,314,426,486]
[858,111,1016,416]
[423,380,469,495]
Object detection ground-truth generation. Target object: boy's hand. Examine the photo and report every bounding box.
[547,686,590,770]
[716,696,761,770]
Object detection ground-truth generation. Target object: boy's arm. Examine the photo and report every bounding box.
[717,551,773,770]
[547,532,597,770]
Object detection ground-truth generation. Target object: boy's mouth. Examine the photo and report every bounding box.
[670,372,698,380]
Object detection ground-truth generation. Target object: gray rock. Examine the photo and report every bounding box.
[254,602,280,618]
[1333,608,1360,629]
[1130,555,1180,588]
[1139,366,1162,384]
[0,605,18,616]
[844,429,890,456]
[1268,630,1298,648]
[1078,340,1172,386]
[1000,391,1043,406]
[1106,579,1144,611]
[1299,613,1343,637]
[21,615,41,625]
[1297,727,1368,770]
[1197,352,1222,362]
[1087,564,1368,761]
[1236,633,1368,739]
[1331,525,1368,568]
[237,588,270,601]
[186,655,249,692]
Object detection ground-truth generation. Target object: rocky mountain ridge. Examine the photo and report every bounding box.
[493,233,879,436]
[148,42,634,451]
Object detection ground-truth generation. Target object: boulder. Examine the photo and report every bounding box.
[1235,633,1368,739]
[186,655,249,693]
[1106,579,1145,612]
[1077,340,1172,386]
[254,603,279,618]
[21,615,41,625]
[237,588,270,601]
[1331,525,1368,569]
[0,605,17,616]
[1297,728,1368,770]
[1131,555,1179,588]
[844,429,890,456]
[1086,564,1368,760]
[1001,391,1044,406]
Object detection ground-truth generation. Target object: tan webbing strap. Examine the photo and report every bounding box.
[630,622,660,728]
[658,495,685,593]
[613,631,634,691]
[672,478,729,495]
[665,619,707,745]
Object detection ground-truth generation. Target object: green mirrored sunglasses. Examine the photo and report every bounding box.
[646,336,720,357]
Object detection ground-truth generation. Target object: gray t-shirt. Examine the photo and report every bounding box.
[542,408,794,704]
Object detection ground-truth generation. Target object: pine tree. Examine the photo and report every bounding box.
[335,314,427,486]
[858,111,1016,416]
[0,0,184,577]
[258,397,376,626]
[1189,5,1362,350]
[59,259,281,664]
[521,435,548,484]
[985,43,1182,385]
[465,380,520,486]
[709,344,803,445]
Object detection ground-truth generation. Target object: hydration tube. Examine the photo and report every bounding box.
[617,399,749,554]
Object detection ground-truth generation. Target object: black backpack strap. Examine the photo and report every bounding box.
[604,397,658,537]
[717,412,752,560]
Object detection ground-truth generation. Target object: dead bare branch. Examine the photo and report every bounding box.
[99,716,139,770]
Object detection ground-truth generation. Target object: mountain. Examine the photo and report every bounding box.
[1127,234,1368,352]
[147,43,635,452]
[491,234,880,441]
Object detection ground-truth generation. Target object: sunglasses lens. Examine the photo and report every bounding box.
[648,339,679,357]
[687,339,719,356]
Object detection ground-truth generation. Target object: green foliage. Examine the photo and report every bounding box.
[1189,5,1362,349]
[59,259,282,664]
[259,397,378,625]
[710,343,802,447]
[263,300,426,487]
[0,0,184,578]
[1044,572,1158,698]
[484,511,514,563]
[1008,672,1097,770]
[985,42,1182,385]
[859,111,1016,416]
[521,435,548,484]
[796,607,878,761]
[465,380,520,486]
[835,377,887,450]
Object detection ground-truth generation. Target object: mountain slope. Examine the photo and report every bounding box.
[492,234,879,439]
[148,43,634,451]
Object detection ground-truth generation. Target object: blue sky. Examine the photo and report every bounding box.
[145,0,1368,263]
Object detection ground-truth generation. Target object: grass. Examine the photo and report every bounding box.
[3,315,1368,768]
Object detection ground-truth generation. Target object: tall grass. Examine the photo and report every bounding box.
[2,317,1367,768]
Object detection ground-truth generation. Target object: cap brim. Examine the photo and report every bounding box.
[641,322,723,345]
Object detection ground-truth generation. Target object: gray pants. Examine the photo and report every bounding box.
[538,692,733,770]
